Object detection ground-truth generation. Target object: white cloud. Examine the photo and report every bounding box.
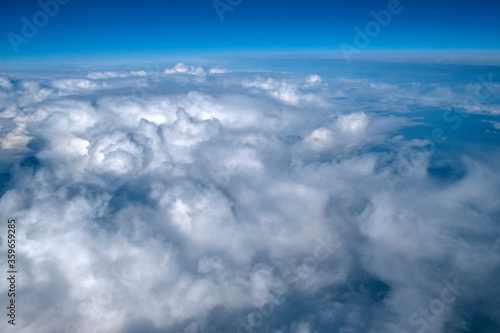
[129,70,148,77]
[0,76,13,89]
[338,112,369,133]
[209,67,229,74]
[305,74,321,86]
[164,63,205,76]
[242,77,322,106]
[52,78,100,91]
[0,130,31,149]
[88,71,129,79]
[483,120,500,131]
[304,128,334,151]
[0,63,499,333]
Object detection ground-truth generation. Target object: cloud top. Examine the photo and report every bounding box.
[0,61,499,333]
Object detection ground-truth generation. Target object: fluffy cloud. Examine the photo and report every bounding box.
[0,59,499,333]
[0,76,13,89]
[164,63,205,76]
[242,77,323,106]
[305,74,321,86]
[338,112,369,134]
[304,128,334,151]
[130,70,148,77]
[52,78,100,92]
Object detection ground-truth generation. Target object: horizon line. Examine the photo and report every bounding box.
[1,49,500,69]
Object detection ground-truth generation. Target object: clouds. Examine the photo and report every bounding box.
[338,112,369,134]
[52,78,101,91]
[209,67,229,74]
[164,63,205,76]
[0,76,13,90]
[241,77,323,106]
[304,128,334,151]
[484,120,500,132]
[0,60,500,333]
[88,71,130,80]
[305,74,321,87]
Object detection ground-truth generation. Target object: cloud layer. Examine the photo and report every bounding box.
[0,60,500,333]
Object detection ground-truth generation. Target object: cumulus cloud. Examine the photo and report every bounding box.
[129,70,148,77]
[304,128,334,151]
[52,78,100,92]
[0,60,499,333]
[164,63,205,76]
[305,74,321,86]
[0,76,13,89]
[338,112,369,134]
[242,77,322,106]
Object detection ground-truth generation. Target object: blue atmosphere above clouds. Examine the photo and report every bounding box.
[1,0,500,61]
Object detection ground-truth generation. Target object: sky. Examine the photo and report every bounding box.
[0,0,500,63]
[1,2,500,333]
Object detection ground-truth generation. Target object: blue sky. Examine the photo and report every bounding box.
[1,0,500,62]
